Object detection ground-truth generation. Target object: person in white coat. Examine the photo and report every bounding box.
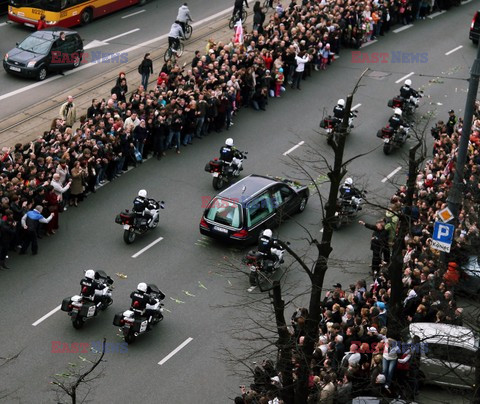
[292,51,310,90]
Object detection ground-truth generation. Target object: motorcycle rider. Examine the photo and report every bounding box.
[339,177,363,211]
[130,282,166,324]
[258,229,283,265]
[168,21,185,52]
[389,108,409,142]
[220,138,243,176]
[399,79,420,105]
[333,99,356,128]
[133,189,158,228]
[176,3,193,34]
[80,269,112,305]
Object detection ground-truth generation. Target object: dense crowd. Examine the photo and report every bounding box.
[234,105,480,403]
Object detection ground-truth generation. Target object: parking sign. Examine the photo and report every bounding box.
[431,221,455,253]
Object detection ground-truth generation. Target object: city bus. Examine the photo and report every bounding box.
[8,0,147,28]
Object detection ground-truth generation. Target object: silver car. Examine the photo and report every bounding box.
[409,322,479,389]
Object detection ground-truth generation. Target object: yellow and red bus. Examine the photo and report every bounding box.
[8,0,147,28]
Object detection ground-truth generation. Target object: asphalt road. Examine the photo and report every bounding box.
[0,2,478,403]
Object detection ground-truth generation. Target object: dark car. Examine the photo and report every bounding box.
[458,256,480,296]
[470,10,480,44]
[3,27,83,80]
[199,174,309,244]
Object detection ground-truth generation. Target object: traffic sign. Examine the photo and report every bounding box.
[431,221,455,253]
[437,207,454,223]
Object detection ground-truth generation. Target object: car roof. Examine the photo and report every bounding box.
[409,323,478,350]
[217,174,279,203]
[30,27,78,40]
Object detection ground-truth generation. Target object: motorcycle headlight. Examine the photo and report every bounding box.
[27,60,36,68]
[46,20,57,25]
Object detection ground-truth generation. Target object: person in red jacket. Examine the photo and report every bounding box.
[37,15,47,30]
[444,262,460,287]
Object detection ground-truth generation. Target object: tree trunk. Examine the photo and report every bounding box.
[388,143,422,338]
[294,93,355,403]
[271,281,295,404]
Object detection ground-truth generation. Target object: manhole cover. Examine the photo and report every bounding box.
[367,71,391,80]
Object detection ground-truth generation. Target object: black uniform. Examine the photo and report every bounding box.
[388,114,404,131]
[80,277,106,302]
[339,184,362,209]
[446,113,457,136]
[333,105,345,120]
[399,85,419,100]
[130,289,165,321]
[258,235,280,262]
[132,196,157,223]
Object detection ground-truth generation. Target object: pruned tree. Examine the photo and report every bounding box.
[51,338,106,404]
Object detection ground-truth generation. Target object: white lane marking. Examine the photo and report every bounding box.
[283,141,304,156]
[320,228,324,233]
[334,55,340,60]
[80,28,141,50]
[395,72,414,84]
[0,7,234,100]
[462,0,472,4]
[352,103,362,110]
[132,236,164,258]
[393,24,413,33]
[0,22,8,27]
[381,166,402,183]
[360,40,377,48]
[122,9,146,18]
[32,305,61,326]
[247,286,256,292]
[428,10,446,19]
[158,337,193,365]
[104,28,140,42]
[445,45,463,56]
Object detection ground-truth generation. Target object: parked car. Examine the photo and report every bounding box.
[408,322,478,390]
[458,256,480,296]
[199,174,309,244]
[470,10,480,44]
[3,27,83,80]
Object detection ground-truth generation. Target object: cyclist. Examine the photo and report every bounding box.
[233,0,249,20]
[168,20,185,53]
[176,3,193,34]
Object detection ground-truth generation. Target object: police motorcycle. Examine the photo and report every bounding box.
[387,79,423,122]
[115,191,165,244]
[243,230,286,287]
[320,100,357,145]
[331,180,366,230]
[205,139,247,190]
[113,284,164,344]
[376,108,410,155]
[61,270,114,329]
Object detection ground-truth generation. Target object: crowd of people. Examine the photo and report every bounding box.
[234,106,480,403]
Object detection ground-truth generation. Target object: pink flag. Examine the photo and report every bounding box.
[234,20,243,44]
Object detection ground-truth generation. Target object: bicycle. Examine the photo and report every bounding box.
[164,41,184,62]
[261,0,276,13]
[228,8,247,29]
[183,21,193,40]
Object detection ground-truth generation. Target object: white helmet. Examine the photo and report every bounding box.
[344,177,353,186]
[337,99,345,107]
[404,79,411,87]
[225,138,234,147]
[263,229,273,238]
[137,282,147,293]
[394,108,402,116]
[85,269,95,280]
[138,189,147,198]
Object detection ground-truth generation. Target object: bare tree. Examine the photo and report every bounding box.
[51,338,106,404]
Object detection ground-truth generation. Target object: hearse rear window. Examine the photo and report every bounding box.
[206,198,242,228]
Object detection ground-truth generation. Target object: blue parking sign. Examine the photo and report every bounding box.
[432,221,454,252]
